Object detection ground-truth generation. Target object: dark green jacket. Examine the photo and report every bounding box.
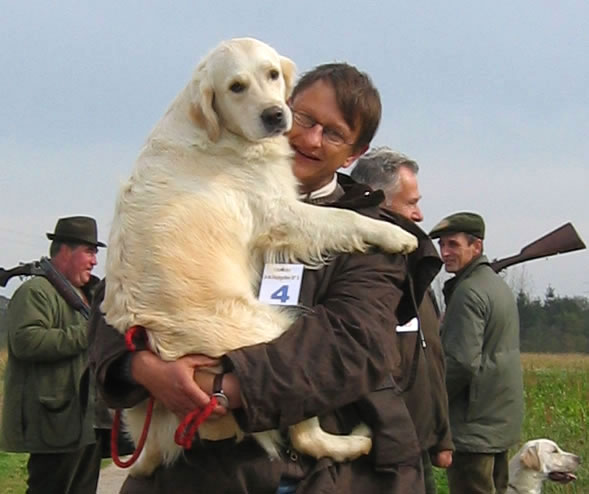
[441,255,523,453]
[0,276,96,453]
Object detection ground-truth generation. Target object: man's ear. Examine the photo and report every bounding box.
[280,56,296,99]
[341,145,369,169]
[521,445,542,471]
[190,64,220,142]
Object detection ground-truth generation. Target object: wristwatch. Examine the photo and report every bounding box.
[212,373,230,408]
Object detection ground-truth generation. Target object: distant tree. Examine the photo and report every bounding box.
[518,288,589,353]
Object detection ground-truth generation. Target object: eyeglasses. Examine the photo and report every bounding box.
[290,109,354,147]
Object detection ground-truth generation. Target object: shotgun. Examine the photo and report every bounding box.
[0,257,90,319]
[490,222,586,273]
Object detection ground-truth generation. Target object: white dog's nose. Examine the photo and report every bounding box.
[261,106,287,133]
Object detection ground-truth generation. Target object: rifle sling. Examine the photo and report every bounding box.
[38,259,91,320]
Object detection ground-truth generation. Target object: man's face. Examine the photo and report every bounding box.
[438,232,482,273]
[61,244,98,287]
[288,80,365,194]
[386,166,423,222]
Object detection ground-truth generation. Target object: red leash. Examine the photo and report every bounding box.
[111,397,155,468]
[174,396,218,449]
[110,325,218,468]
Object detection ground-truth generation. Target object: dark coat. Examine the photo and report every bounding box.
[378,211,453,456]
[398,291,454,455]
[89,175,430,493]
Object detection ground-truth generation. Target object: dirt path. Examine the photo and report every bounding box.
[98,462,128,494]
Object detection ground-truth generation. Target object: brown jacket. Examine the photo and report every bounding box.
[380,212,453,456]
[398,291,454,454]
[89,175,428,493]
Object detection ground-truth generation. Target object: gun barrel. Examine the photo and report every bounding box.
[0,262,44,287]
[491,222,586,272]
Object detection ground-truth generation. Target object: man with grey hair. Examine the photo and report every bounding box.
[351,147,423,222]
[352,148,453,494]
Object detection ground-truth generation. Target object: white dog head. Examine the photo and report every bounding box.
[516,438,581,487]
[190,37,296,143]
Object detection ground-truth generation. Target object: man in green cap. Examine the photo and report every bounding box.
[1,216,106,494]
[430,212,524,494]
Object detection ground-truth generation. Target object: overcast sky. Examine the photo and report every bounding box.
[1,1,588,299]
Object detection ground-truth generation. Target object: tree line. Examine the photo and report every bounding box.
[518,287,589,353]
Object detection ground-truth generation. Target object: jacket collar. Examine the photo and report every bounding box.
[443,254,490,304]
[379,209,443,323]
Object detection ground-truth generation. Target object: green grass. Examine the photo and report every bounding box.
[0,453,27,494]
[434,353,589,494]
[0,352,587,493]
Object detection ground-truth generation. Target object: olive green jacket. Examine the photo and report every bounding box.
[441,255,524,453]
[0,276,96,453]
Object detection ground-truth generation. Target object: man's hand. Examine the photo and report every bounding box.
[131,351,222,419]
[432,449,453,468]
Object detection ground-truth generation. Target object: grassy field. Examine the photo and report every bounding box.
[434,353,589,494]
[0,351,588,493]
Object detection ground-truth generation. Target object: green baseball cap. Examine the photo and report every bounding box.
[429,212,485,240]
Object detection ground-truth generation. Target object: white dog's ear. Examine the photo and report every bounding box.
[190,66,221,142]
[521,445,542,471]
[280,56,296,99]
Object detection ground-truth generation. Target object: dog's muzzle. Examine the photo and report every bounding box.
[261,106,288,134]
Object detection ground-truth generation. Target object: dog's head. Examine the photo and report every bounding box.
[519,438,581,484]
[190,37,296,143]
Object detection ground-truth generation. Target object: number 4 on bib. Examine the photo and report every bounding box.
[270,285,290,303]
[258,263,304,306]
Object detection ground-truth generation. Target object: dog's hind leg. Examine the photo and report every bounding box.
[288,417,372,462]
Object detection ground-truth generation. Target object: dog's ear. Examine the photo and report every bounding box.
[521,445,542,471]
[190,64,221,142]
[280,56,296,99]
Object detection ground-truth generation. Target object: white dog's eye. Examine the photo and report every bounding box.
[269,69,280,80]
[230,81,246,93]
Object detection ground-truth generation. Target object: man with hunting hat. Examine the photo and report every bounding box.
[1,216,107,494]
[430,212,524,494]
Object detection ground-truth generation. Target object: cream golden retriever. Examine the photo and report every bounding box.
[507,438,580,494]
[102,37,417,477]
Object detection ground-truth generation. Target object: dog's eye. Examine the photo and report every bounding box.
[269,69,280,80]
[230,82,246,93]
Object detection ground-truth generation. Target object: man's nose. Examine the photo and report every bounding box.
[411,207,424,223]
[302,124,324,147]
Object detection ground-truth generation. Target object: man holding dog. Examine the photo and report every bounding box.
[90,63,434,493]
[351,147,454,494]
[429,212,524,494]
[1,216,106,494]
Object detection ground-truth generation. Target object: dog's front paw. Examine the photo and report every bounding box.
[377,224,418,254]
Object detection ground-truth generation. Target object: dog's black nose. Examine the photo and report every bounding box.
[261,106,286,133]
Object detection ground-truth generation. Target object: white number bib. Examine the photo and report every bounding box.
[258,263,304,306]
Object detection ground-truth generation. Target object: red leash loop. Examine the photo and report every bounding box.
[174,396,218,449]
[125,324,144,352]
[111,397,155,468]
[111,324,217,467]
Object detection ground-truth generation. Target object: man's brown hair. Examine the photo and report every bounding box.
[291,63,381,151]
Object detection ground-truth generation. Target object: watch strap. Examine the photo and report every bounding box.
[212,373,229,408]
